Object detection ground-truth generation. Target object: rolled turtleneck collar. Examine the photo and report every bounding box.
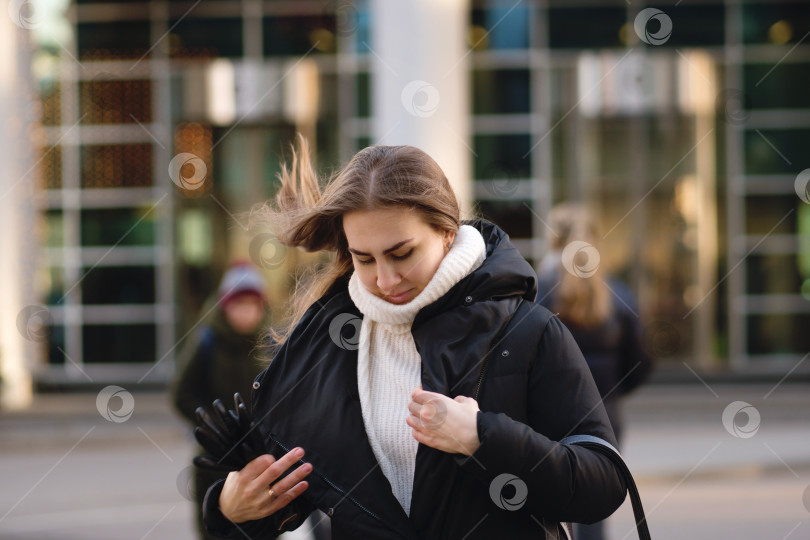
[348,225,487,326]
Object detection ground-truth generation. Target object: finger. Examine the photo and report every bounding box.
[213,399,241,436]
[195,407,230,447]
[407,400,421,416]
[411,387,441,404]
[241,454,277,478]
[268,481,309,513]
[256,447,305,486]
[268,462,313,495]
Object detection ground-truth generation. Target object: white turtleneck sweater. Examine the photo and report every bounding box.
[347,224,487,516]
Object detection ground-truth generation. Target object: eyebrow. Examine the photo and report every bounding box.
[347,238,414,257]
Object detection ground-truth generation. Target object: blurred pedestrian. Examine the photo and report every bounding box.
[200,136,628,539]
[536,202,653,540]
[171,260,271,540]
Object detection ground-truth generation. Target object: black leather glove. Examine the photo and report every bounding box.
[193,392,267,472]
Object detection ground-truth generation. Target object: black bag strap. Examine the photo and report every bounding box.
[560,434,652,540]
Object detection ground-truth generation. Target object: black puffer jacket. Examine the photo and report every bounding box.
[202,219,627,539]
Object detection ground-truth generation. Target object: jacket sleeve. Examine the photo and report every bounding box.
[202,478,316,539]
[170,327,210,424]
[455,314,627,524]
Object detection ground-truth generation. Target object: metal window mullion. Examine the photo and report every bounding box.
[150,0,175,381]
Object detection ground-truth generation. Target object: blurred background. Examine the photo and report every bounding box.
[1,0,809,539]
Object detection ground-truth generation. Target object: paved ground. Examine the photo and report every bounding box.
[0,383,808,539]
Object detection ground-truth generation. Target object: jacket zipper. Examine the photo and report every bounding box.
[267,433,388,525]
[472,359,489,400]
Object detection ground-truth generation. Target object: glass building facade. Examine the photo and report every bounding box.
[30,0,810,384]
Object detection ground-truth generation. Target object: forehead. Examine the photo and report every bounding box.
[343,207,432,248]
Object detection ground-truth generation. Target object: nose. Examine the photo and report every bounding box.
[376,262,401,294]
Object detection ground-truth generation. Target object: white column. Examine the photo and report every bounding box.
[0,18,34,409]
[370,0,473,218]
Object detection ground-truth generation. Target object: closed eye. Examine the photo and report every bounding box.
[355,249,413,265]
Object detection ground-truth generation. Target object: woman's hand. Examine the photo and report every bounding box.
[218,448,312,524]
[406,386,481,456]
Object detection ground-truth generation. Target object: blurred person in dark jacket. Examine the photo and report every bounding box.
[172,260,271,540]
[536,203,653,540]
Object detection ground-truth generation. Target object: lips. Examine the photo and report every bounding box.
[385,288,413,304]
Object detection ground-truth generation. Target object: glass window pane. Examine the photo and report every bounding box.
[81,266,155,305]
[47,324,65,366]
[472,69,530,115]
[81,208,156,247]
[476,200,532,238]
[80,144,154,188]
[43,266,65,306]
[744,129,810,175]
[473,134,532,179]
[746,254,804,295]
[77,21,151,60]
[743,3,810,45]
[43,210,63,248]
[170,18,243,59]
[83,324,156,364]
[549,7,624,49]
[264,16,336,56]
[80,79,152,125]
[645,4,725,47]
[357,72,370,118]
[471,4,530,50]
[747,314,810,355]
[39,145,62,189]
[744,63,810,109]
[745,195,799,236]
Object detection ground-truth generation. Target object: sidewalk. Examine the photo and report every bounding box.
[1,383,808,481]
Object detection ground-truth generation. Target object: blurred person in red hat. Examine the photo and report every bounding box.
[171,260,271,540]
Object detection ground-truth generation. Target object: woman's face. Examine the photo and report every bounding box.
[343,207,455,305]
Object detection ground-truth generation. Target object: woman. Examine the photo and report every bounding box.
[201,138,627,539]
[536,203,653,540]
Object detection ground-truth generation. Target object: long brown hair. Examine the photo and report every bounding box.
[547,203,613,328]
[253,134,461,348]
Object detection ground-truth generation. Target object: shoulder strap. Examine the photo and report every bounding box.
[560,434,652,540]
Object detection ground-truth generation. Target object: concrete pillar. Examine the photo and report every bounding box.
[370,0,473,218]
[0,17,35,409]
